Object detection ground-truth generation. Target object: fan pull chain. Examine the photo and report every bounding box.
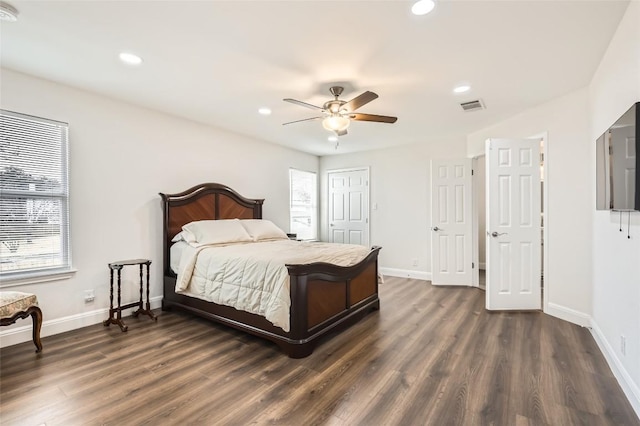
[628,211,631,239]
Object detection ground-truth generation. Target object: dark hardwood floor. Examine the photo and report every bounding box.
[1,277,638,425]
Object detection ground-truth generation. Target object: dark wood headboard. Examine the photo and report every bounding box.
[159,183,264,276]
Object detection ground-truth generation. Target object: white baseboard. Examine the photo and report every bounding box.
[590,319,640,418]
[0,296,163,349]
[545,302,591,327]
[379,267,431,282]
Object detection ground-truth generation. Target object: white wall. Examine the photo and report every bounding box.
[468,88,592,325]
[0,69,318,345]
[588,0,640,414]
[319,137,467,279]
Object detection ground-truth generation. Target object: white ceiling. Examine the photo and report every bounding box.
[0,0,630,156]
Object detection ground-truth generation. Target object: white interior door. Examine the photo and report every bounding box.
[486,138,541,310]
[431,159,473,286]
[328,168,369,246]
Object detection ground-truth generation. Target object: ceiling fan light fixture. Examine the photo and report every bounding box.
[412,0,435,16]
[283,86,396,138]
[0,1,19,22]
[322,115,350,132]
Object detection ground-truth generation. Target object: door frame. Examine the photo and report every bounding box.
[326,166,371,246]
[470,132,549,312]
[471,156,482,288]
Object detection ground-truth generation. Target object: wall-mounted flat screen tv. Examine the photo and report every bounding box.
[596,102,639,211]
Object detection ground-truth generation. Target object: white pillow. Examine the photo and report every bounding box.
[171,230,196,243]
[240,219,288,241]
[182,219,253,245]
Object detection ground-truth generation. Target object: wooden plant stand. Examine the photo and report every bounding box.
[103,259,157,332]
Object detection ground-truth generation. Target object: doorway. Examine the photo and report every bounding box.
[473,156,487,290]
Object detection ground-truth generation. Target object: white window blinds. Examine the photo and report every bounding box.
[289,169,317,240]
[0,110,71,278]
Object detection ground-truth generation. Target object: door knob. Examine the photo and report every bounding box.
[432,226,440,231]
[489,231,508,237]
[330,223,334,227]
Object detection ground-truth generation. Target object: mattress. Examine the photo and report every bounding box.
[171,239,371,332]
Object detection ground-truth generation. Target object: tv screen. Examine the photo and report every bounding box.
[596,102,639,211]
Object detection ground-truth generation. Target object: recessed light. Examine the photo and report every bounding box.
[0,1,19,22]
[119,52,143,66]
[258,107,271,116]
[411,0,435,16]
[453,85,471,94]
[328,136,338,143]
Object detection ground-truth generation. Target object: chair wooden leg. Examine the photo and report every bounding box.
[28,306,43,353]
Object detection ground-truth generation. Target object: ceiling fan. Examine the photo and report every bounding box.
[282,86,397,136]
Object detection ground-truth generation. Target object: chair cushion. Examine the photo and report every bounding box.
[0,292,39,319]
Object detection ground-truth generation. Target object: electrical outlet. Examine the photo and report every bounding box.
[84,289,95,303]
[411,258,418,266]
[621,335,626,356]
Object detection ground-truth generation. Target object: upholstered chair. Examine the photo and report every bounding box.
[0,291,43,352]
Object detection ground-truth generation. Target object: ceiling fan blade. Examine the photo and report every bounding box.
[350,113,398,124]
[283,98,324,111]
[335,129,348,137]
[282,116,323,125]
[343,91,379,112]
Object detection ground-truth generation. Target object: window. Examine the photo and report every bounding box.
[289,169,317,240]
[0,110,71,280]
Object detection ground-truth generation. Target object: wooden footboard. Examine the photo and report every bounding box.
[162,246,380,358]
[286,246,381,356]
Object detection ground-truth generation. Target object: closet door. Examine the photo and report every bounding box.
[431,159,473,286]
[328,168,369,246]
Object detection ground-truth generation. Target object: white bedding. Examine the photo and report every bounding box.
[170,241,190,274]
[173,239,371,332]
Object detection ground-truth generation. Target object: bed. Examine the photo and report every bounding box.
[160,183,381,358]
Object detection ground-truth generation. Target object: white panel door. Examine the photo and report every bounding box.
[486,138,541,310]
[328,168,369,246]
[431,159,473,286]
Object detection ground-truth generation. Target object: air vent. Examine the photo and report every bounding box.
[460,99,485,112]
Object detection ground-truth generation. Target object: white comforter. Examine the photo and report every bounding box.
[174,239,371,332]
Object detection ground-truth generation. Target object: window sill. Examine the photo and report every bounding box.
[0,268,77,288]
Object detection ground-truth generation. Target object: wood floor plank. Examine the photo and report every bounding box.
[1,276,637,425]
